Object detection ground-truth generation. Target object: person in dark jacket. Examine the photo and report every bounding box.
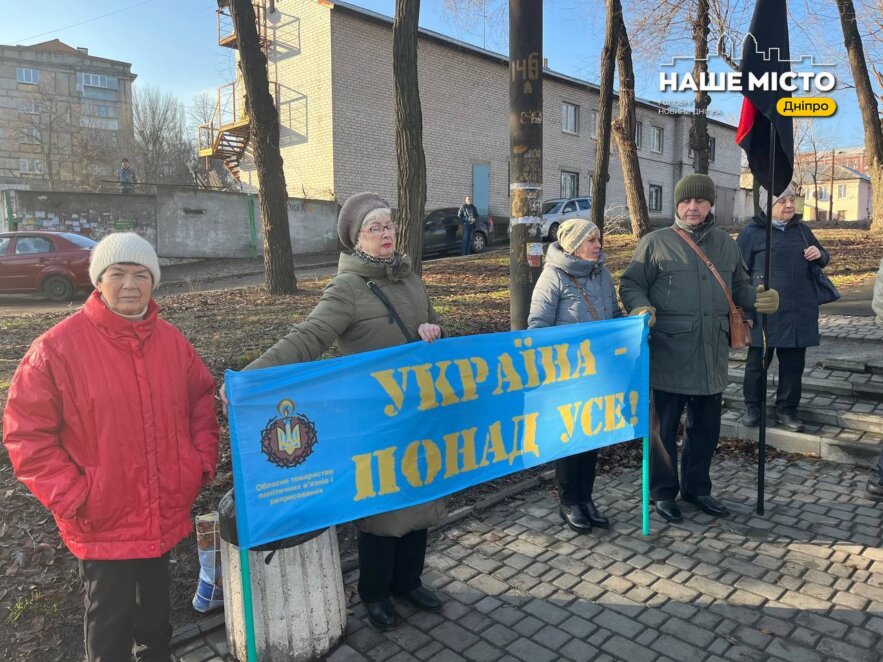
[221,193,446,632]
[528,218,623,533]
[620,174,780,523]
[737,186,830,432]
[457,195,478,256]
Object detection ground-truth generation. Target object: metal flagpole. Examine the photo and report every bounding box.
[757,124,776,515]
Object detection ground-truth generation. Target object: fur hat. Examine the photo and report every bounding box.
[89,232,161,289]
[674,173,716,206]
[758,185,796,213]
[337,192,390,250]
[557,218,599,254]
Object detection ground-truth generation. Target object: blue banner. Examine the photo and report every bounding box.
[226,316,650,549]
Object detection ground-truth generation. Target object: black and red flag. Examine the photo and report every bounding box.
[735,0,794,195]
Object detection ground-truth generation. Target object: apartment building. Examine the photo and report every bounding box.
[0,39,136,190]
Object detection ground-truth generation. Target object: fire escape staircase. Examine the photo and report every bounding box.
[198,1,275,182]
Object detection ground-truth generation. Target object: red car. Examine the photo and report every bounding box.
[0,231,95,301]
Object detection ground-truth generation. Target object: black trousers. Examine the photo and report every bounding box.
[79,555,172,662]
[743,346,807,415]
[651,389,722,501]
[358,529,427,603]
[556,450,598,505]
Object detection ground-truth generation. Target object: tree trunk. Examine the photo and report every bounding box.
[393,0,428,274]
[590,0,619,239]
[689,0,711,175]
[611,0,651,239]
[231,0,296,294]
[835,0,883,233]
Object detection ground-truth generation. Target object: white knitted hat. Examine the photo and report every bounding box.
[89,232,161,290]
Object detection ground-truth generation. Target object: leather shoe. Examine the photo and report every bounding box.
[365,598,399,630]
[654,499,683,523]
[775,412,805,432]
[559,504,592,533]
[683,494,730,517]
[579,499,610,529]
[867,470,883,499]
[393,586,442,613]
[741,408,760,428]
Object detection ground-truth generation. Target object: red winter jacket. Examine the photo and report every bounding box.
[3,291,219,560]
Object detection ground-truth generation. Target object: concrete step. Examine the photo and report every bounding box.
[821,357,883,375]
[721,388,883,435]
[726,367,883,401]
[720,409,882,468]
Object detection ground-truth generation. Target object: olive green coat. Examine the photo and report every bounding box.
[246,253,447,537]
[619,218,757,395]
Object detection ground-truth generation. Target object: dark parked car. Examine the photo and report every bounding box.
[0,231,96,301]
[422,207,494,256]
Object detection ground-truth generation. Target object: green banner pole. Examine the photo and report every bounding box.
[227,381,258,662]
[239,547,258,662]
[642,435,650,536]
[247,193,258,257]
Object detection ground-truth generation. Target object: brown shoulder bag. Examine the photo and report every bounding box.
[671,228,752,349]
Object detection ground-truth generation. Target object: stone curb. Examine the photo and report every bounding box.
[721,391,883,435]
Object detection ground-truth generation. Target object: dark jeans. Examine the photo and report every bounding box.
[743,346,807,415]
[556,450,598,505]
[651,389,722,501]
[461,222,474,255]
[358,529,428,603]
[79,555,172,662]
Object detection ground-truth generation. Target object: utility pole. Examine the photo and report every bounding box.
[508,0,543,330]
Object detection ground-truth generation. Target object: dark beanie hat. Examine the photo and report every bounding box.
[674,173,716,206]
[337,192,390,250]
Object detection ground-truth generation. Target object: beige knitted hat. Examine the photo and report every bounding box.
[89,232,161,289]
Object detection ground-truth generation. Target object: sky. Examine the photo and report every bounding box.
[1,0,867,148]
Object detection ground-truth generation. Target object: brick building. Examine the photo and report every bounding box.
[225,0,741,223]
[0,39,136,191]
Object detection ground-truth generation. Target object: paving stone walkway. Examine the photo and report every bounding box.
[819,314,883,341]
[174,454,883,662]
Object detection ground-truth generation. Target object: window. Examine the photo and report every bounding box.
[635,121,643,149]
[576,198,590,211]
[563,200,578,213]
[16,68,39,84]
[650,126,664,153]
[78,72,111,88]
[816,187,828,201]
[0,237,10,256]
[709,137,716,162]
[84,103,116,118]
[649,185,663,212]
[19,158,44,175]
[561,171,579,198]
[562,102,579,134]
[19,100,40,115]
[591,110,599,139]
[14,236,53,255]
[838,184,847,199]
[21,127,41,144]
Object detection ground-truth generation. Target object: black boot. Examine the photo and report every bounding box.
[775,411,805,432]
[559,504,592,533]
[867,468,883,500]
[365,598,399,631]
[741,407,760,428]
[393,586,443,612]
[579,499,610,529]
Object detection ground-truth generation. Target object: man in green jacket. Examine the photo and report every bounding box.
[620,174,780,523]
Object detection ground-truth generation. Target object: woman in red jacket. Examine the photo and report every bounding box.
[3,233,219,662]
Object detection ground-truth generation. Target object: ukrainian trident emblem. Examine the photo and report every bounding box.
[260,399,318,468]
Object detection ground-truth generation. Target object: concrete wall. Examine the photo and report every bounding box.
[4,187,339,258]
[156,187,339,258]
[5,189,156,243]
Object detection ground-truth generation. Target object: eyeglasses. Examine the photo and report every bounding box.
[361,223,398,236]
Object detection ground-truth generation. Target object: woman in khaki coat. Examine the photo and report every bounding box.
[229,192,446,631]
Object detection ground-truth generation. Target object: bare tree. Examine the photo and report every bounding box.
[440,0,508,50]
[393,0,428,273]
[132,85,193,185]
[611,0,652,238]
[591,0,620,238]
[231,0,297,293]
[834,0,883,233]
